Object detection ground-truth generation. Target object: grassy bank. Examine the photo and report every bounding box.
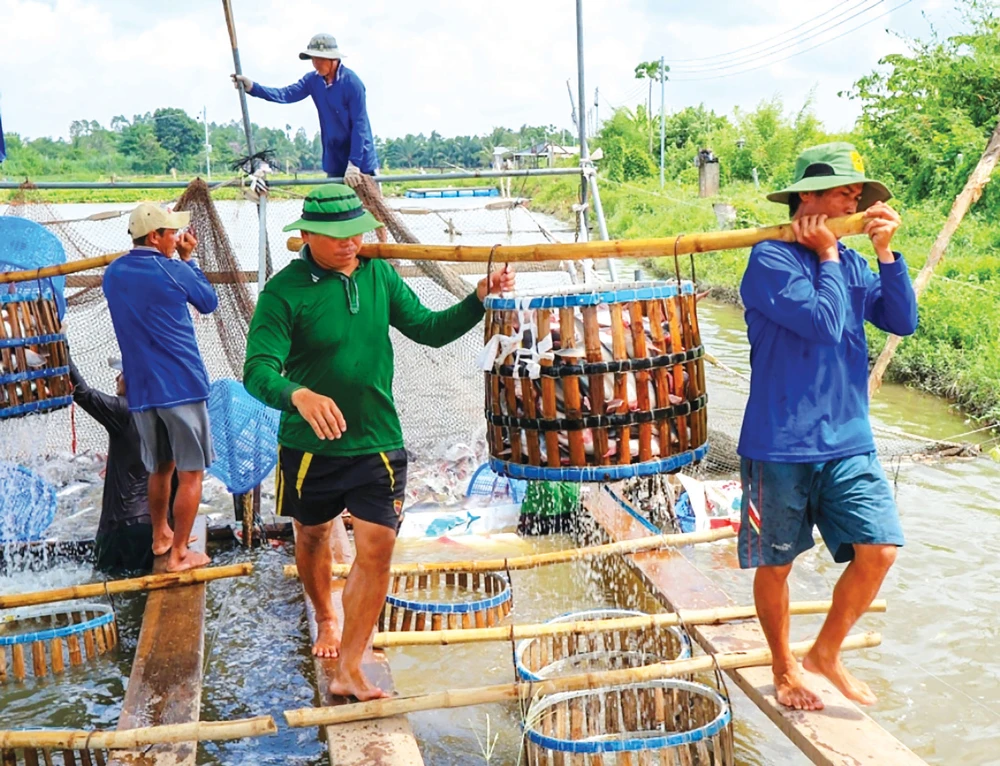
[526,175,1000,425]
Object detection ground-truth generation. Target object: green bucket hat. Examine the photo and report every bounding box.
[282,183,384,238]
[767,142,891,211]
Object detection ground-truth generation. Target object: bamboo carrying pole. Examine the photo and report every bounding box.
[0,716,277,749]
[371,599,887,648]
[285,212,867,262]
[869,112,1000,398]
[0,252,124,285]
[283,526,736,579]
[0,563,253,610]
[284,632,881,727]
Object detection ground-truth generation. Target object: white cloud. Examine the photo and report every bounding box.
[0,0,961,143]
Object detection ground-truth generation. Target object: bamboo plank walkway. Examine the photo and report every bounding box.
[584,485,928,766]
[298,518,424,766]
[108,516,209,766]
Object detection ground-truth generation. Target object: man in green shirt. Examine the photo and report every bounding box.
[245,183,514,700]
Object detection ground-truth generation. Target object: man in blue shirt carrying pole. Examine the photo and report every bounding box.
[737,143,918,711]
[103,203,219,573]
[233,33,378,190]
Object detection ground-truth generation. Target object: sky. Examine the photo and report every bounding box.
[0,0,966,143]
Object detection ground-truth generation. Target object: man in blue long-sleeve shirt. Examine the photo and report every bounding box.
[103,203,219,573]
[737,143,918,712]
[233,33,378,186]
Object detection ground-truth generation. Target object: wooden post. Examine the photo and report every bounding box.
[869,111,1000,398]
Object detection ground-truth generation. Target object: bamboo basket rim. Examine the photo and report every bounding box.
[514,608,692,682]
[491,442,708,483]
[0,602,113,647]
[385,571,510,615]
[483,279,694,310]
[523,678,730,754]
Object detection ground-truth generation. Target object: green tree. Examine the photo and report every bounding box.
[152,108,202,172]
[634,60,669,152]
[120,121,170,174]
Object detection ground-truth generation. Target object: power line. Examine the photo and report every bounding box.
[671,0,887,74]
[668,0,875,67]
[670,0,913,82]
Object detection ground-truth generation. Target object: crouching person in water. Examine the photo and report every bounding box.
[737,143,918,710]
[244,184,515,700]
[69,356,176,574]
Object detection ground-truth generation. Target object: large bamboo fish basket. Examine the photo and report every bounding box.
[0,291,71,420]
[522,679,734,766]
[515,609,691,682]
[378,570,512,632]
[482,281,708,482]
[0,603,117,683]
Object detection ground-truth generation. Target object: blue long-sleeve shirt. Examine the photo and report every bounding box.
[737,240,918,462]
[102,248,218,412]
[248,66,378,177]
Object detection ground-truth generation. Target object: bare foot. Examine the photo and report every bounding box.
[804,650,877,706]
[312,617,342,659]
[152,535,199,557]
[328,665,392,701]
[774,667,824,711]
[165,549,211,573]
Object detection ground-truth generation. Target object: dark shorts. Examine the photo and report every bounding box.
[738,452,904,568]
[95,523,154,575]
[276,447,407,531]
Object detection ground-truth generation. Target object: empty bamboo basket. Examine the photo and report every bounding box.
[0,603,117,683]
[523,679,734,766]
[515,609,691,682]
[0,292,72,420]
[482,281,708,483]
[378,570,512,632]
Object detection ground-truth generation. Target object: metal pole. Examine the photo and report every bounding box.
[575,0,589,238]
[257,195,267,291]
[203,106,212,181]
[659,56,665,188]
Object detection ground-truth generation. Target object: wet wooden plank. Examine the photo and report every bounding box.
[298,518,424,766]
[584,485,927,766]
[108,516,208,766]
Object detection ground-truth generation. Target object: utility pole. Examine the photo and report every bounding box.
[594,88,599,135]
[202,106,212,181]
[659,56,665,188]
[566,79,579,134]
[575,0,589,228]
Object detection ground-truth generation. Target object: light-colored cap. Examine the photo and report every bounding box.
[108,356,123,372]
[299,33,345,60]
[128,202,190,239]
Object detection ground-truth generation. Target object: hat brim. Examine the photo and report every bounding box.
[282,210,383,238]
[767,175,892,210]
[299,49,344,60]
[163,210,191,229]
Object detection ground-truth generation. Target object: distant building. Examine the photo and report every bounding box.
[496,142,602,170]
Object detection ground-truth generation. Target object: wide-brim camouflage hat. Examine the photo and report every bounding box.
[299,33,345,60]
[282,183,383,239]
[767,142,891,211]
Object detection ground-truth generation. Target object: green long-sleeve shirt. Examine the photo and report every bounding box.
[244,252,484,457]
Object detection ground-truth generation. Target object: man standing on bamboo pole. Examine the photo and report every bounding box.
[737,143,918,711]
[244,183,514,700]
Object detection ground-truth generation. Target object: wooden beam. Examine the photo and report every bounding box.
[108,516,209,766]
[297,518,424,766]
[583,486,927,766]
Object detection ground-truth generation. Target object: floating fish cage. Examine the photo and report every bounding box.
[482,281,708,483]
[0,292,72,420]
[378,570,512,632]
[515,609,692,681]
[523,679,734,766]
[0,603,117,683]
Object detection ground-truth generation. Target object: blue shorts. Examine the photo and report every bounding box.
[738,452,904,568]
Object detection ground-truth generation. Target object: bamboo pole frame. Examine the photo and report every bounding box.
[284,527,736,579]
[284,632,881,727]
[0,716,277,749]
[285,213,866,262]
[371,599,887,648]
[0,252,124,285]
[0,563,253,610]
